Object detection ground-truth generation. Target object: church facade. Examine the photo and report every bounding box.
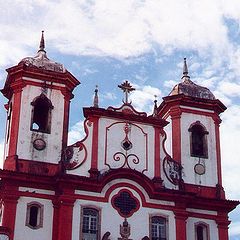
[0,32,238,240]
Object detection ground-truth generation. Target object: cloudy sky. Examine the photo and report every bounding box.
[0,0,240,238]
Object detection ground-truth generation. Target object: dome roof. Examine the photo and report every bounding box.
[169,58,215,100]
[19,31,65,73]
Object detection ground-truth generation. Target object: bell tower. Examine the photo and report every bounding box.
[1,31,79,173]
[158,58,226,197]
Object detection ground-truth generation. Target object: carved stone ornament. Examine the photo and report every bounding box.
[33,138,46,151]
[194,163,205,175]
[63,142,87,170]
[163,156,183,185]
[118,218,132,240]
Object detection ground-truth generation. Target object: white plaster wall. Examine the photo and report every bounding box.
[164,116,172,156]
[19,187,55,195]
[72,185,176,240]
[98,118,155,178]
[14,197,53,240]
[17,84,64,164]
[180,112,218,186]
[4,97,14,159]
[186,217,218,240]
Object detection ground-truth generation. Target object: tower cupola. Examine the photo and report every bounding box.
[169,58,215,100]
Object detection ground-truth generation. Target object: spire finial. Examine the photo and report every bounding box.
[39,30,45,52]
[93,85,99,108]
[182,57,190,80]
[153,95,158,117]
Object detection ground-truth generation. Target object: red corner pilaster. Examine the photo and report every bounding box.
[216,214,231,240]
[170,107,182,162]
[89,116,99,177]
[154,127,161,178]
[213,115,223,187]
[152,127,163,188]
[58,197,75,240]
[52,200,60,240]
[61,91,73,150]
[2,195,19,240]
[174,209,188,240]
[7,88,22,158]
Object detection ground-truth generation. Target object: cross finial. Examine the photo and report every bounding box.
[93,85,99,108]
[118,80,135,104]
[39,30,46,52]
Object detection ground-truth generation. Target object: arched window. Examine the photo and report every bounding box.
[81,207,100,240]
[25,202,43,229]
[189,121,208,158]
[31,94,53,134]
[150,216,167,240]
[195,222,209,240]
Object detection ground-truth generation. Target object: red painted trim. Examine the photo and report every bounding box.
[62,94,71,150]
[158,94,226,117]
[3,64,79,98]
[52,200,60,240]
[91,117,99,170]
[214,117,223,186]
[174,209,188,240]
[2,187,19,240]
[7,89,22,158]
[216,214,231,240]
[57,197,75,240]
[84,107,169,128]
[170,107,182,162]
[154,127,161,178]
[107,103,147,117]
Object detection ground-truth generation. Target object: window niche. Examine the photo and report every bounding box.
[25,202,43,230]
[30,94,53,134]
[195,222,209,240]
[188,121,209,159]
[149,215,168,240]
[80,207,100,240]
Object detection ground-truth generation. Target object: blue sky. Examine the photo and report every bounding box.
[0,1,240,238]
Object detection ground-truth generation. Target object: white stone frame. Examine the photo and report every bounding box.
[149,213,169,240]
[79,205,102,240]
[194,221,210,240]
[25,201,44,230]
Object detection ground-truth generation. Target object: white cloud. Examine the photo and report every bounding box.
[229,221,240,237]
[218,81,240,97]
[1,0,240,65]
[102,92,117,101]
[68,120,85,145]
[130,84,162,114]
[221,105,240,200]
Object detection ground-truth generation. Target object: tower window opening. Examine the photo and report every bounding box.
[195,223,209,240]
[26,202,43,229]
[31,94,53,134]
[189,122,208,158]
[29,206,38,227]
